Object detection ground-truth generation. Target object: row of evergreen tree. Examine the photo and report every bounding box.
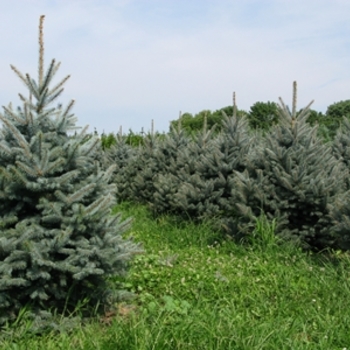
[1,15,350,330]
[102,83,350,252]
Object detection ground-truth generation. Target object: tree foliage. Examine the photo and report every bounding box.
[0,16,142,328]
[323,100,350,139]
[247,101,279,131]
[227,82,348,250]
[169,107,247,134]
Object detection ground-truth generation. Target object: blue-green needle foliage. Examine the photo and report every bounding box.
[228,82,349,250]
[0,16,142,326]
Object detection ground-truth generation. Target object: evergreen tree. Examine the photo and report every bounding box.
[151,125,190,215]
[168,112,254,221]
[329,118,350,249]
[227,82,347,250]
[153,104,254,222]
[102,133,137,200]
[126,132,160,203]
[332,118,350,170]
[165,122,221,219]
[0,16,142,326]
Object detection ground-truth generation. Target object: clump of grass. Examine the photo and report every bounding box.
[1,202,350,349]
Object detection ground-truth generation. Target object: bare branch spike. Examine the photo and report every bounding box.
[292,81,297,119]
[39,15,45,87]
[178,110,182,132]
[233,92,237,118]
[203,112,207,133]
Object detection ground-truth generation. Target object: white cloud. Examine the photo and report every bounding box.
[0,0,350,133]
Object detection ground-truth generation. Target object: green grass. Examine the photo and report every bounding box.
[1,202,350,349]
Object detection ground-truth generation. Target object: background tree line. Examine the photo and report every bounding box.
[171,99,350,139]
[100,99,350,149]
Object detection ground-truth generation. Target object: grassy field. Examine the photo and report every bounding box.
[1,202,350,349]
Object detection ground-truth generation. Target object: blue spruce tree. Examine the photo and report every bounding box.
[0,15,142,326]
[228,82,348,250]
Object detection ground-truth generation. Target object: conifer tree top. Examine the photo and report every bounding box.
[1,15,80,136]
[277,81,314,129]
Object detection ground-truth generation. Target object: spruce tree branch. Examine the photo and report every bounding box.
[49,75,70,97]
[37,107,56,123]
[50,60,61,80]
[78,125,89,139]
[0,142,12,156]
[25,74,40,100]
[29,77,39,93]
[298,100,314,120]
[34,163,44,177]
[0,102,14,122]
[41,59,56,94]
[60,113,80,132]
[38,144,49,170]
[61,100,75,119]
[66,183,96,204]
[0,116,32,159]
[81,137,100,156]
[14,105,27,125]
[102,164,117,183]
[37,87,49,112]
[54,190,68,203]
[85,195,112,217]
[37,132,43,161]
[54,170,80,186]
[0,167,12,182]
[23,103,31,128]
[45,158,65,175]
[2,106,27,126]
[66,141,80,166]
[18,94,36,113]
[56,115,68,134]
[16,161,39,177]
[10,65,28,89]
[44,88,64,106]
[26,107,34,127]
[278,97,290,116]
[46,145,63,160]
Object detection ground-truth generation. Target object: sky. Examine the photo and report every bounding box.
[0,0,349,134]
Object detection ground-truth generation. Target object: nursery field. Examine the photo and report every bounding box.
[3,14,350,350]
[1,202,350,350]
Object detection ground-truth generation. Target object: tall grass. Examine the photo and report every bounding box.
[1,202,350,349]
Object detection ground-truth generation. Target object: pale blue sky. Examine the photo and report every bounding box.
[0,0,349,134]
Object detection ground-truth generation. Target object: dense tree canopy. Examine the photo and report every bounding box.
[247,101,279,131]
[324,100,350,138]
[169,106,247,134]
